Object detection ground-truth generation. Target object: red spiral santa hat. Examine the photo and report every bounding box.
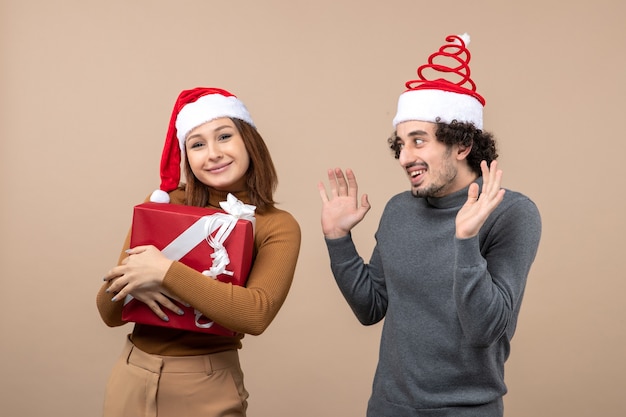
[150,87,255,203]
[393,33,485,129]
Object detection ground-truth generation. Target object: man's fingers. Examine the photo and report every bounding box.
[467,182,480,202]
[479,160,504,200]
[345,169,360,197]
[326,169,338,195]
[327,168,346,196]
[324,168,355,197]
[317,182,330,203]
[334,168,349,195]
[360,194,371,212]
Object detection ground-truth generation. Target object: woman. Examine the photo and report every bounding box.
[96,87,301,417]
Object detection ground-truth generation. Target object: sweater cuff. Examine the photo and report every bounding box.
[162,261,195,294]
[324,233,359,264]
[455,235,484,268]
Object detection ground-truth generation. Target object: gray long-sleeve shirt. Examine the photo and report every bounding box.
[325,181,541,417]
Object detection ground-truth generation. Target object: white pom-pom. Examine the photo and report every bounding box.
[458,32,470,46]
[150,189,170,203]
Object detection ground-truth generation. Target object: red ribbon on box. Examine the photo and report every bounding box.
[121,194,255,336]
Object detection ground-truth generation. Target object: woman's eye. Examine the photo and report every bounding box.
[218,134,232,141]
[189,141,204,149]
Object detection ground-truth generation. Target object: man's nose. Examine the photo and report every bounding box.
[398,147,412,167]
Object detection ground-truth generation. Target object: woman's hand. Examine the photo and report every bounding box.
[125,288,187,322]
[103,245,179,320]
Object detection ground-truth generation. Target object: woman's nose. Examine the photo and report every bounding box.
[206,142,223,160]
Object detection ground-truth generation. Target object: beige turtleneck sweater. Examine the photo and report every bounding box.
[96,188,301,355]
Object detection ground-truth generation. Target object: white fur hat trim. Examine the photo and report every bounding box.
[175,94,254,150]
[392,88,483,129]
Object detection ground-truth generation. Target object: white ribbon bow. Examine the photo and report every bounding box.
[201,194,256,277]
[194,194,255,328]
[220,193,257,221]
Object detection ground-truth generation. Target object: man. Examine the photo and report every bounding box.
[318,34,541,417]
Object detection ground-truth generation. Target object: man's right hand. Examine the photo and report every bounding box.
[318,168,371,239]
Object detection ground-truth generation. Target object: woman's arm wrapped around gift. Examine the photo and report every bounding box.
[96,206,301,336]
[164,208,300,335]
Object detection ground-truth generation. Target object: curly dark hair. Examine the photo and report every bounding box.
[387,119,498,176]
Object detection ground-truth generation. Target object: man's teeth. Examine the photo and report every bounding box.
[411,170,425,177]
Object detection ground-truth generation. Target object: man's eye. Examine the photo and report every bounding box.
[414,139,424,145]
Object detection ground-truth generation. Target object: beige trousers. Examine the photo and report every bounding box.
[103,336,248,417]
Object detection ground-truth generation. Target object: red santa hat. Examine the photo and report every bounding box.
[150,87,255,203]
[393,33,485,129]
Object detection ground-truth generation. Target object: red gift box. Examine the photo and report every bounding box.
[121,198,255,336]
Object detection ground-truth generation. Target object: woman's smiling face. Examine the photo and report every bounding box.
[184,117,250,192]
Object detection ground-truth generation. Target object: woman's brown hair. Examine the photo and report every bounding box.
[182,118,278,213]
